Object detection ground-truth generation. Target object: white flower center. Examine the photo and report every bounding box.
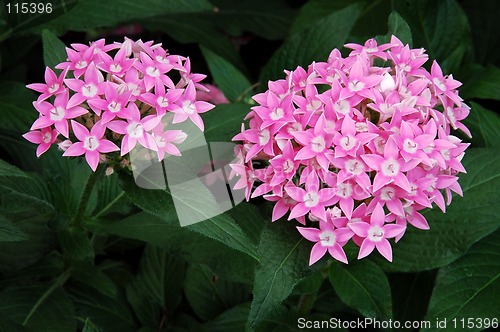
[157,96,169,108]
[42,131,53,143]
[270,107,284,120]
[368,226,384,242]
[283,159,294,173]
[126,122,144,138]
[306,99,322,112]
[48,83,59,94]
[182,101,196,115]
[146,66,160,77]
[83,136,99,151]
[345,159,364,175]
[380,187,396,201]
[319,230,336,247]
[381,158,400,177]
[403,139,418,154]
[334,100,350,115]
[82,84,97,98]
[49,106,65,121]
[327,206,342,218]
[374,137,386,154]
[75,60,87,69]
[258,129,270,146]
[156,55,170,64]
[440,149,450,161]
[303,191,320,208]
[348,80,365,92]
[337,182,353,198]
[311,136,326,153]
[110,63,122,73]
[433,77,446,91]
[340,135,357,151]
[127,83,141,96]
[154,135,166,148]
[108,101,121,113]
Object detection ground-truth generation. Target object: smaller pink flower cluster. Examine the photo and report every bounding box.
[24,38,215,171]
[231,36,471,265]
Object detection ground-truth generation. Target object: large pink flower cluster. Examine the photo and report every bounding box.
[232,36,471,265]
[24,38,214,171]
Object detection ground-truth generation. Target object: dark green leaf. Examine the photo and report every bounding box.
[248,220,317,329]
[201,46,252,103]
[393,0,471,67]
[59,226,94,261]
[329,260,392,320]
[184,264,250,320]
[126,245,185,327]
[384,11,412,46]
[0,285,75,332]
[0,214,28,242]
[375,148,500,272]
[461,65,500,101]
[210,0,295,40]
[143,13,246,74]
[71,262,118,298]
[41,29,66,69]
[92,212,255,283]
[202,102,251,143]
[462,102,500,147]
[204,302,251,332]
[260,3,362,84]
[28,0,213,34]
[119,174,259,261]
[0,160,56,275]
[423,231,500,331]
[68,284,138,332]
[82,318,104,332]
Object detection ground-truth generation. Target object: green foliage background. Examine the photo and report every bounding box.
[0,0,499,331]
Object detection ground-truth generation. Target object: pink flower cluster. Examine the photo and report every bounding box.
[24,38,215,171]
[231,36,471,265]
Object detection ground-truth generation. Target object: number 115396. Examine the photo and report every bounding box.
[6,2,53,14]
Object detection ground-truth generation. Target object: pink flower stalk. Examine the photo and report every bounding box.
[25,38,215,171]
[232,35,471,265]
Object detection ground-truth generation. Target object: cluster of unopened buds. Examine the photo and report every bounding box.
[24,38,215,171]
[231,36,471,265]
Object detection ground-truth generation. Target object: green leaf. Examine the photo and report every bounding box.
[28,0,213,34]
[143,13,246,74]
[119,174,259,261]
[204,302,251,332]
[59,226,94,261]
[184,264,250,320]
[0,214,28,242]
[0,285,75,332]
[68,284,138,332]
[260,3,362,84]
[41,29,66,69]
[82,318,104,332]
[0,0,79,41]
[423,231,500,331]
[393,0,471,67]
[126,245,185,327]
[248,220,317,329]
[202,102,251,143]
[377,11,412,46]
[462,0,500,65]
[70,262,118,298]
[289,0,355,35]
[461,65,500,101]
[0,160,56,275]
[201,46,252,103]
[375,148,500,272]
[329,260,392,320]
[92,212,255,283]
[209,0,295,40]
[0,311,30,332]
[462,102,500,147]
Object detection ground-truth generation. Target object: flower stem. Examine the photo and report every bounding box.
[22,270,71,326]
[73,164,104,227]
